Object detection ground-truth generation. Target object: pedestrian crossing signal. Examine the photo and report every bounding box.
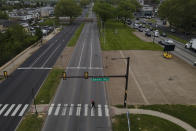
[3,71,8,79]
[62,72,66,80]
[84,72,88,79]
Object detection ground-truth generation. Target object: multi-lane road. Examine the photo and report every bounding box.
[0,9,89,130]
[42,9,111,131]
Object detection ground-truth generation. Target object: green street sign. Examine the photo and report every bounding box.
[91,77,109,81]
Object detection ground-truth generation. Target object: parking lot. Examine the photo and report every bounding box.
[103,50,196,105]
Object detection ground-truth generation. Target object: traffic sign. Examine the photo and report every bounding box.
[91,77,109,81]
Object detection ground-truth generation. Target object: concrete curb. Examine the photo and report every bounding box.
[111,106,196,131]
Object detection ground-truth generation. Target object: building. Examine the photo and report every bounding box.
[40,7,54,17]
[140,5,153,16]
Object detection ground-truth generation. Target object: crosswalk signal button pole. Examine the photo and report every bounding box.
[84,72,88,79]
[62,72,66,80]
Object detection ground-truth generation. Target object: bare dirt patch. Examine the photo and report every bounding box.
[133,31,152,42]
[103,50,196,105]
[54,47,74,69]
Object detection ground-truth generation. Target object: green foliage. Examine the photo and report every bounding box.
[55,0,82,19]
[39,18,59,26]
[93,2,115,22]
[80,0,90,8]
[35,68,64,104]
[113,114,185,131]
[17,114,45,131]
[35,28,43,40]
[0,11,8,19]
[100,20,162,50]
[0,24,38,66]
[158,0,196,32]
[68,23,84,46]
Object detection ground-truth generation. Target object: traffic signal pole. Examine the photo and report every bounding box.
[62,57,130,108]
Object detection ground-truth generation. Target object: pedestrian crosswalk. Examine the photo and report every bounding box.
[47,104,110,117]
[0,103,110,117]
[0,104,29,117]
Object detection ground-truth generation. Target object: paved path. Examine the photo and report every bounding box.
[111,106,196,131]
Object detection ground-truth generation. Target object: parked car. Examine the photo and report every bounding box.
[145,28,150,32]
[154,30,159,37]
[170,28,176,33]
[145,31,151,37]
[161,32,167,37]
[138,28,143,32]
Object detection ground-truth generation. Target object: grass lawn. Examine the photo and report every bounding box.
[68,23,84,46]
[113,114,185,131]
[167,33,188,44]
[17,114,45,131]
[100,20,162,51]
[35,68,63,104]
[115,104,196,128]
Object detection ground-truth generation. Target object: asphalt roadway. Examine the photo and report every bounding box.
[42,11,112,131]
[0,9,89,130]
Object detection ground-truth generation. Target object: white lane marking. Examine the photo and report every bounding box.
[19,104,28,116]
[66,67,103,70]
[42,44,61,67]
[54,104,61,116]
[119,51,150,105]
[105,105,109,116]
[76,104,81,116]
[11,104,22,116]
[31,41,56,67]
[89,32,93,68]
[0,104,8,115]
[84,104,88,116]
[98,104,102,117]
[77,38,86,67]
[91,108,95,116]
[62,104,68,116]
[4,104,15,116]
[48,104,54,115]
[18,67,52,70]
[69,104,74,116]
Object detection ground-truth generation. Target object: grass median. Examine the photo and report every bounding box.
[67,23,84,46]
[100,20,162,51]
[115,104,196,128]
[35,68,63,104]
[17,114,45,131]
[113,114,185,131]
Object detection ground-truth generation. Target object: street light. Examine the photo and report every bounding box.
[32,88,38,115]
[112,57,130,108]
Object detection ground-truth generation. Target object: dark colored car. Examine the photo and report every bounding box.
[161,32,167,37]
[138,28,143,32]
[145,31,151,37]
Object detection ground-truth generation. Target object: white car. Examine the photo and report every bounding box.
[154,30,159,37]
[165,39,174,44]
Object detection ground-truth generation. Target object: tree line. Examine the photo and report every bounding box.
[158,0,196,34]
[0,24,42,66]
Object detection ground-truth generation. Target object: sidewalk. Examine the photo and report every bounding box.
[111,106,196,131]
[0,29,60,81]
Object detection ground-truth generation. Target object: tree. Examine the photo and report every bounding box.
[55,0,81,23]
[93,2,115,22]
[80,0,90,8]
[158,0,196,33]
[0,11,8,19]
[116,0,136,24]
[35,28,43,40]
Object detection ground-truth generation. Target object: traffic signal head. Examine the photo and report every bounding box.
[62,72,66,80]
[84,72,88,79]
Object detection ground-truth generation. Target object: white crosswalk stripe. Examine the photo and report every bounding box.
[11,104,22,116]
[105,105,109,116]
[84,104,88,116]
[69,104,74,116]
[4,104,15,116]
[76,104,81,116]
[61,104,68,116]
[54,104,61,116]
[98,104,102,117]
[91,108,95,116]
[19,104,28,116]
[0,104,8,115]
[48,104,54,115]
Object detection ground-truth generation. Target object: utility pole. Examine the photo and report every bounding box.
[124,57,130,108]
